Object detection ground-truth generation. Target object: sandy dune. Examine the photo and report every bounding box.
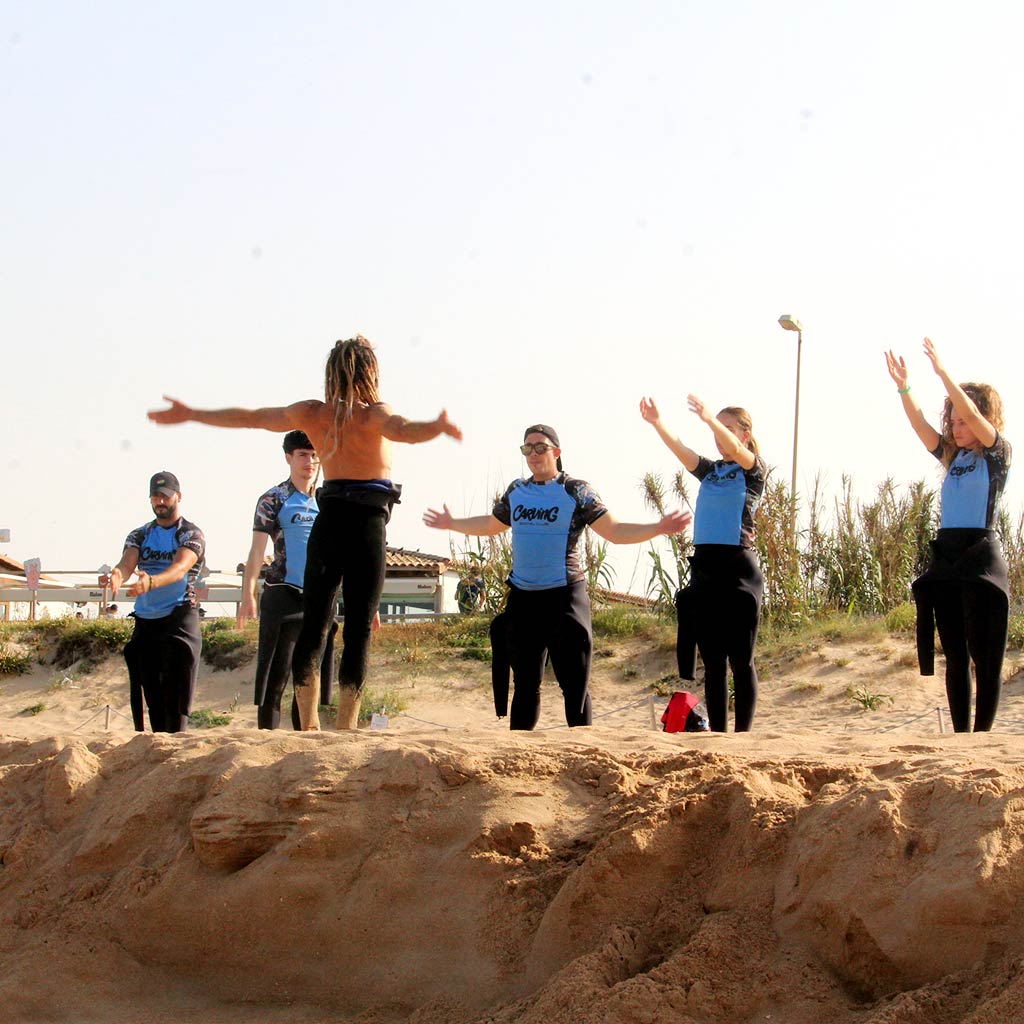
[3,630,1024,1023]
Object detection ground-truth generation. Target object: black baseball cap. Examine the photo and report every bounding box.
[149,471,181,497]
[523,424,560,447]
[283,430,315,454]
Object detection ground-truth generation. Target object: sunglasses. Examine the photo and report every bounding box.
[520,443,557,455]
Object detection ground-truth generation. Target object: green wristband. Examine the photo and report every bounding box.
[898,386,911,395]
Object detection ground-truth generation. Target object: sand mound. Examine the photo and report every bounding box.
[3,729,1024,1023]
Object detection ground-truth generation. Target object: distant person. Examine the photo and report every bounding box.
[424,424,689,730]
[100,472,206,732]
[148,334,461,730]
[640,395,766,732]
[886,338,1011,732]
[455,574,484,615]
[239,430,338,729]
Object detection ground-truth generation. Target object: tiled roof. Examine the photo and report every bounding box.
[385,547,451,571]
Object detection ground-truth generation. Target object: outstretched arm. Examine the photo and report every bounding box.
[885,349,942,451]
[923,337,997,448]
[125,547,199,599]
[423,504,507,536]
[687,394,756,470]
[99,548,140,598]
[590,509,691,545]
[639,397,700,472]
[148,396,321,434]
[380,407,463,444]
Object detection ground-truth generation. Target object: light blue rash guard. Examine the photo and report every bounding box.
[123,518,206,619]
[492,473,607,590]
[253,480,319,589]
[935,433,1011,529]
[691,455,766,548]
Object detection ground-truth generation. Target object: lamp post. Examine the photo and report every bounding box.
[778,315,803,544]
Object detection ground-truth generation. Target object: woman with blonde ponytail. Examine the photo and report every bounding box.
[640,394,766,732]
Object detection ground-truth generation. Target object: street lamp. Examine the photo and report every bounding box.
[778,314,803,543]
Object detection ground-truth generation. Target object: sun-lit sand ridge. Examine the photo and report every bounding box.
[3,628,1024,1023]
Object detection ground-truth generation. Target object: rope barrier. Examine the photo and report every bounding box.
[71,704,134,733]
[879,706,945,733]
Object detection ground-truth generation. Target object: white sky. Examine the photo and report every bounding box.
[4,2,1024,595]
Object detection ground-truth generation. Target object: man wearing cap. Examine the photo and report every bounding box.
[424,425,690,730]
[238,430,340,729]
[100,472,206,732]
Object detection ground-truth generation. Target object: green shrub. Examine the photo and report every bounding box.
[188,708,232,728]
[885,602,917,633]
[0,644,32,676]
[200,619,255,670]
[1009,615,1024,650]
[46,618,134,668]
[358,688,409,722]
[847,686,892,711]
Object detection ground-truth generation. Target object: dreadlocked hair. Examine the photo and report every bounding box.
[937,383,1004,469]
[719,406,759,455]
[322,335,381,455]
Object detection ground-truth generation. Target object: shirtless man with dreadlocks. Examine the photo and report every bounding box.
[148,335,462,730]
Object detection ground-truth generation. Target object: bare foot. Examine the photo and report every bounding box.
[335,688,361,730]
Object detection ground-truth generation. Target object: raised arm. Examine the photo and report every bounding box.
[885,350,942,451]
[379,406,463,444]
[687,394,756,470]
[148,396,322,434]
[923,337,997,448]
[423,504,508,536]
[590,508,691,546]
[639,397,700,472]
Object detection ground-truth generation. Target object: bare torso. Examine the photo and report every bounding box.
[291,400,394,480]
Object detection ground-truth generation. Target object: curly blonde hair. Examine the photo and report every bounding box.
[938,383,1004,468]
[719,406,759,456]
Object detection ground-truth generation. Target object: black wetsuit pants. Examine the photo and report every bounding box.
[932,582,1006,732]
[506,580,592,731]
[677,548,762,733]
[254,584,337,730]
[123,605,201,733]
[291,491,389,712]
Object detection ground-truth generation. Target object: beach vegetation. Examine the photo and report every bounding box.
[200,619,254,670]
[0,644,32,676]
[188,707,232,728]
[847,686,893,711]
[358,687,409,721]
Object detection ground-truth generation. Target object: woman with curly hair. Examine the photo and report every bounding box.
[886,337,1011,732]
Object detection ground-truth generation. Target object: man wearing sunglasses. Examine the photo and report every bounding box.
[424,425,690,730]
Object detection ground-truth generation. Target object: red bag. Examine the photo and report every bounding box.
[661,691,710,733]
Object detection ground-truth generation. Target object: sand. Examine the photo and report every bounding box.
[3,627,1024,1023]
